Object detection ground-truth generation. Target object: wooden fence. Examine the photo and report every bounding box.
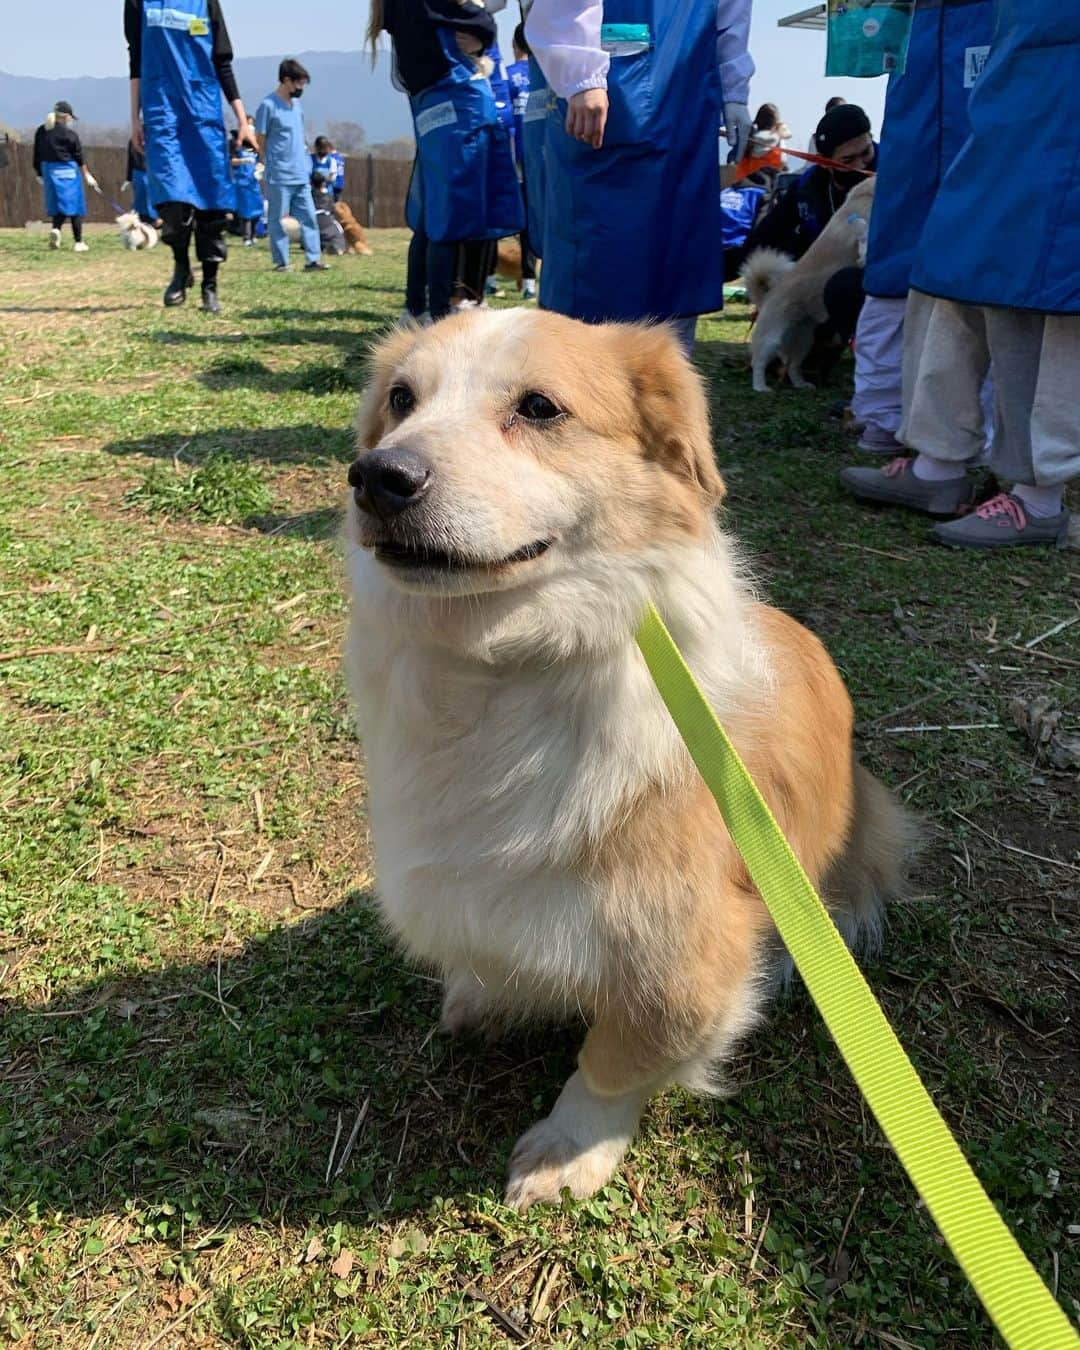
[0,140,414,229]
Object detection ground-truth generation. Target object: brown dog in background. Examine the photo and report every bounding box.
[333,201,374,256]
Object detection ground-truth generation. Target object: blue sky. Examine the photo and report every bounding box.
[4,2,885,149]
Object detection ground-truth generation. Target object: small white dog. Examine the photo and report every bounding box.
[116,211,158,252]
[741,176,876,393]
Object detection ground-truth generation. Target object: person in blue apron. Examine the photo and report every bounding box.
[525,0,755,355]
[368,0,521,322]
[841,2,1079,548]
[230,125,264,245]
[506,23,539,300]
[481,40,518,299]
[845,0,995,456]
[125,0,257,314]
[122,137,155,224]
[32,102,100,253]
[329,145,347,201]
[310,137,337,188]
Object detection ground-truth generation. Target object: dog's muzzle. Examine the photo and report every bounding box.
[349,447,432,521]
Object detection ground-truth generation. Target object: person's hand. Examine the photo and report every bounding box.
[84,171,100,193]
[131,122,145,154]
[237,122,259,152]
[254,162,265,181]
[120,179,131,192]
[36,175,43,185]
[723,101,753,161]
[566,88,608,150]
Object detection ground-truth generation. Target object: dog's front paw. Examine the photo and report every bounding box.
[503,1070,643,1211]
[504,1116,622,1210]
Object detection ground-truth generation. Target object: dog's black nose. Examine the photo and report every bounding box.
[349,448,432,518]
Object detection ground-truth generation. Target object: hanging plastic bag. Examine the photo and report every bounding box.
[826,0,915,78]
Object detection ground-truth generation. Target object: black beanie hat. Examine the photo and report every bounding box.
[815,103,871,157]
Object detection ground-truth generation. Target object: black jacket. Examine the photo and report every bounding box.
[745,155,878,261]
[33,121,84,175]
[382,0,496,96]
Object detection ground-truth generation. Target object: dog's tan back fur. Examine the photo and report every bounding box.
[745,176,876,392]
[344,308,910,1207]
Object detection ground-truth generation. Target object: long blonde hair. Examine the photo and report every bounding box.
[366,0,384,65]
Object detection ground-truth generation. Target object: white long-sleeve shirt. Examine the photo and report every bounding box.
[526,0,754,105]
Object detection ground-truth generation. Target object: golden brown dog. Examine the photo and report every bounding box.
[333,200,374,256]
[344,309,910,1208]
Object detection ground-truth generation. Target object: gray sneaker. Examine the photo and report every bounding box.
[931,493,1071,549]
[839,456,976,517]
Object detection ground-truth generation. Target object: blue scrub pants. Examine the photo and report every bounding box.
[267,182,320,267]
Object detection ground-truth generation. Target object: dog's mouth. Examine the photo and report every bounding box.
[373,537,553,573]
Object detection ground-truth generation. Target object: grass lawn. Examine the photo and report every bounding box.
[0,224,1077,1348]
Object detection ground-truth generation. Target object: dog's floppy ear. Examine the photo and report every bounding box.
[613,324,726,507]
[354,324,423,450]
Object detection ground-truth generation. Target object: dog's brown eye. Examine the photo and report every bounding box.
[388,384,415,416]
[516,392,564,423]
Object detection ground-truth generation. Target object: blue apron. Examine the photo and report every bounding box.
[131,166,153,219]
[140,0,236,213]
[521,56,550,254]
[538,2,726,323]
[490,45,515,135]
[405,27,524,243]
[507,58,530,170]
[232,147,263,218]
[310,151,335,183]
[43,161,86,217]
[865,0,994,298]
[720,185,763,249]
[911,0,1080,313]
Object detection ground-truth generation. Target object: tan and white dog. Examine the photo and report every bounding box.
[741,176,876,393]
[116,210,158,251]
[344,309,909,1208]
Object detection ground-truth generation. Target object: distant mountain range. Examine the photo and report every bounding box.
[0,49,414,147]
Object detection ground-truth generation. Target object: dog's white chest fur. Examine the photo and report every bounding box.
[345,543,758,1003]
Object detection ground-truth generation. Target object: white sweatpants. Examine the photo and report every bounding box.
[851,295,906,437]
[901,292,1080,487]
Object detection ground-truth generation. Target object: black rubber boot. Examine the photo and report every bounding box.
[163,264,195,307]
[200,282,221,315]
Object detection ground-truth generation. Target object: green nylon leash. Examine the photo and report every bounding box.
[634,604,1077,1349]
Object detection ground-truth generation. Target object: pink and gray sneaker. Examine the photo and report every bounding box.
[931,493,1071,549]
[839,456,976,517]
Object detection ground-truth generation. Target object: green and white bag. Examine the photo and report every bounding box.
[826,0,915,77]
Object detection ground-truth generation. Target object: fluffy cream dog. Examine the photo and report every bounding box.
[116,210,158,251]
[344,309,909,1209]
[741,176,876,393]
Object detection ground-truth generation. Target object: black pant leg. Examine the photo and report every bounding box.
[158,201,195,271]
[69,215,83,244]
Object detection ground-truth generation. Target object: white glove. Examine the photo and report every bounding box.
[36,174,44,185]
[253,162,265,181]
[84,171,101,193]
[120,179,131,192]
[723,102,753,161]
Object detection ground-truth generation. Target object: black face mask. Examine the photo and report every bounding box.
[291,86,305,98]
[832,168,864,190]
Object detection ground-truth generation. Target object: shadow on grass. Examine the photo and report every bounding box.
[150,326,382,356]
[101,425,357,469]
[196,356,362,396]
[0,890,577,1227]
[248,506,344,540]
